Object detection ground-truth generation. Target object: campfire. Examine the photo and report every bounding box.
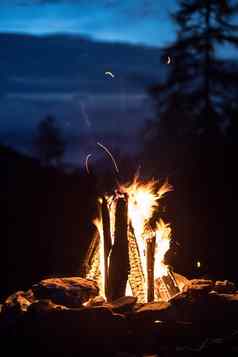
[84,175,180,303]
[2,174,238,356]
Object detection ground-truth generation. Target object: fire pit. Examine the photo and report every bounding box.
[1,177,238,356]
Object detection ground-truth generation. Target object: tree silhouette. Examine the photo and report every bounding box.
[141,1,238,279]
[34,115,66,166]
[147,0,238,146]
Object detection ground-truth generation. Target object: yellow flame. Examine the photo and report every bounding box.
[91,175,173,302]
[93,218,105,298]
[154,219,171,278]
[120,176,173,299]
[120,176,172,240]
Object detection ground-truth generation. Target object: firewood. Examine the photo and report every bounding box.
[146,235,156,302]
[155,271,180,301]
[101,196,112,300]
[128,225,146,303]
[83,229,100,277]
[108,195,130,301]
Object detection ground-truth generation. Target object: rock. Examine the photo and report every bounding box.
[83,295,106,307]
[133,301,173,322]
[0,289,35,332]
[109,296,137,314]
[32,277,99,307]
[85,296,137,314]
[214,280,236,294]
[182,279,237,301]
[182,278,214,297]
[1,275,238,356]
[2,289,34,315]
[27,299,68,314]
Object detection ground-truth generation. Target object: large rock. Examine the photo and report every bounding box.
[214,280,236,294]
[32,277,99,307]
[109,296,137,314]
[134,301,172,321]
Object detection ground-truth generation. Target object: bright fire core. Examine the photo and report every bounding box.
[87,176,173,303]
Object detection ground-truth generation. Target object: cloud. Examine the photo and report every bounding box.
[10,0,170,20]
[0,0,176,47]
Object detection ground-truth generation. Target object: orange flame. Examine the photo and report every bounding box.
[154,219,171,278]
[120,176,172,300]
[91,175,173,302]
[92,217,105,298]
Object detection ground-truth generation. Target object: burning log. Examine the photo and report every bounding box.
[84,229,100,279]
[146,235,156,302]
[128,225,146,303]
[155,270,180,302]
[101,197,112,300]
[108,194,130,301]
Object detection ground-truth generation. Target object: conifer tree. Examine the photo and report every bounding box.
[149,0,238,141]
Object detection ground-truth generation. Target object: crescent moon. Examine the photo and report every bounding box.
[167,56,171,64]
[105,71,115,78]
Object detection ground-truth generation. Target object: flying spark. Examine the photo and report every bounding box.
[85,154,92,174]
[97,142,119,173]
[105,71,115,78]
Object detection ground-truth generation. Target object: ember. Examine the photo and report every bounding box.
[85,175,177,303]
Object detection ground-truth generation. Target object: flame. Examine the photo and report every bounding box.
[154,219,171,278]
[91,217,105,298]
[120,176,172,241]
[89,175,173,302]
[120,176,172,281]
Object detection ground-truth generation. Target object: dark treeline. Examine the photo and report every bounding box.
[0,142,136,300]
[0,144,99,300]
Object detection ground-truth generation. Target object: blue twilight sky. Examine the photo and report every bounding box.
[0,0,237,165]
[0,0,177,46]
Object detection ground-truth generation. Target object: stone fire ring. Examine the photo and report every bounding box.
[1,276,238,356]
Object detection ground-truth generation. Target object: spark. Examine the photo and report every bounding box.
[97,142,119,173]
[85,154,92,174]
[105,71,115,78]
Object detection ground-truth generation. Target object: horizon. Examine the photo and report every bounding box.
[0,0,177,47]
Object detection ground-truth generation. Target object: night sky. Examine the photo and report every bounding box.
[0,0,237,165]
